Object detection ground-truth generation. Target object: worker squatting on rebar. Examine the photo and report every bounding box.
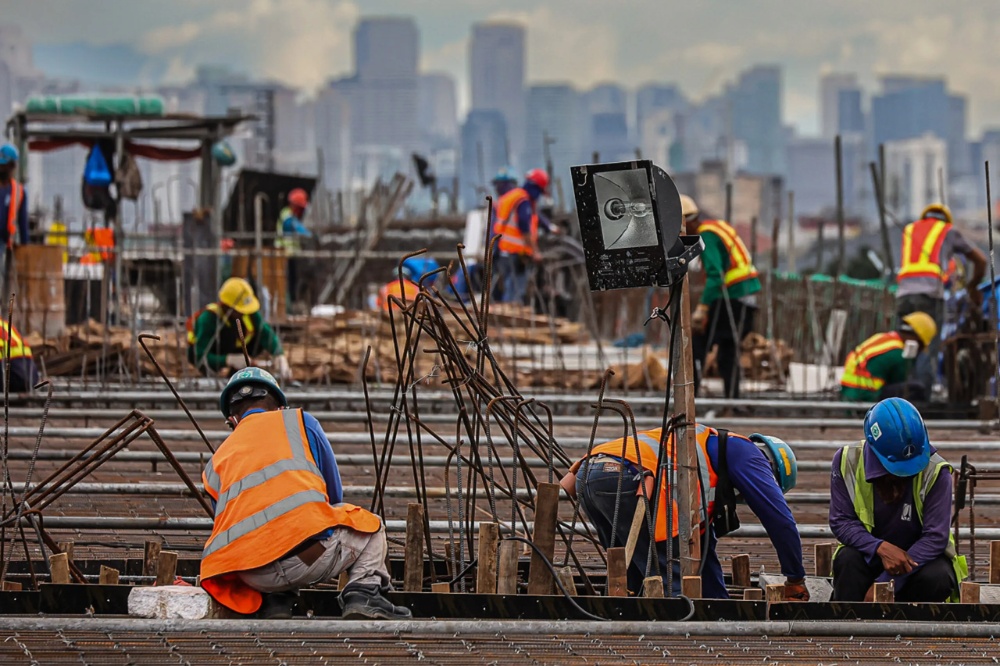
[198,367,411,620]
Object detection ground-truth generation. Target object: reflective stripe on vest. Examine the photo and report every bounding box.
[275,208,302,255]
[6,180,22,249]
[697,219,759,287]
[898,219,950,282]
[493,188,535,256]
[0,319,30,360]
[186,302,256,348]
[840,332,904,392]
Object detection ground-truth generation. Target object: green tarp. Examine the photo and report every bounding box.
[25,95,165,117]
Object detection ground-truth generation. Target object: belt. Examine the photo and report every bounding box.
[286,539,327,567]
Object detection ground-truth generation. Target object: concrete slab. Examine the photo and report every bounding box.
[128,585,231,619]
[759,573,833,602]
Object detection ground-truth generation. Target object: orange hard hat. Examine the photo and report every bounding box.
[288,188,309,208]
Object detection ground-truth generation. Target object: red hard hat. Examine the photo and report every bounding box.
[525,168,550,193]
[288,188,309,208]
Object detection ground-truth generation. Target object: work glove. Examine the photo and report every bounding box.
[783,578,810,602]
[274,354,293,381]
[691,304,710,334]
[225,353,248,370]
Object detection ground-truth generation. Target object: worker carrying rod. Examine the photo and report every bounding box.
[186,277,292,381]
[840,311,937,403]
[199,368,413,619]
[560,423,807,600]
[829,397,967,602]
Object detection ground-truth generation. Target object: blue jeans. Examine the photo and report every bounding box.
[495,253,529,304]
[576,456,728,598]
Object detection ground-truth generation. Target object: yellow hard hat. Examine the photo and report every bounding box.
[900,311,938,348]
[920,203,952,224]
[218,277,260,315]
[679,194,699,219]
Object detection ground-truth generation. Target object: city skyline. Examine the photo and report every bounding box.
[6,0,1000,137]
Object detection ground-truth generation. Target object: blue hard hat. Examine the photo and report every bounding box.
[219,367,287,418]
[863,397,930,477]
[0,143,19,166]
[400,256,440,282]
[750,433,797,494]
[492,167,518,184]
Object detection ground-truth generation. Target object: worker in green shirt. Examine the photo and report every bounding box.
[186,278,292,380]
[840,312,937,403]
[682,194,761,399]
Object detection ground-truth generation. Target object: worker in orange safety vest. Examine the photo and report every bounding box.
[200,368,412,619]
[0,143,28,301]
[375,256,438,312]
[491,168,557,304]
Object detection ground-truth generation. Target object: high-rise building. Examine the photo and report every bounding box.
[883,133,947,219]
[418,73,458,148]
[524,84,584,199]
[819,74,863,140]
[728,65,785,176]
[469,22,525,166]
[351,17,419,152]
[459,110,508,209]
[584,83,630,163]
[314,84,353,193]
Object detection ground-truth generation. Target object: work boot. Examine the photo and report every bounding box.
[339,582,412,620]
[259,590,299,619]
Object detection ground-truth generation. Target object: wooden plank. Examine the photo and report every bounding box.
[49,553,70,584]
[623,501,646,572]
[430,582,451,594]
[874,582,894,603]
[681,576,702,599]
[497,541,519,595]
[476,522,500,594]
[731,554,751,588]
[527,482,560,595]
[1,581,22,591]
[155,551,178,586]
[672,275,702,576]
[99,566,120,585]
[765,584,785,603]
[991,541,1000,584]
[606,548,628,597]
[143,541,161,577]
[961,581,981,604]
[338,572,350,590]
[57,541,74,564]
[642,576,664,598]
[815,543,835,578]
[556,567,577,596]
[743,588,764,601]
[404,503,425,592]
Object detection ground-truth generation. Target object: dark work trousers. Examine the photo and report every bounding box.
[575,455,728,598]
[3,357,38,393]
[831,545,956,602]
[896,293,944,394]
[693,298,757,399]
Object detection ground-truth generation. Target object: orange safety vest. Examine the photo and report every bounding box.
[185,302,256,348]
[200,408,382,613]
[5,180,23,249]
[697,219,759,288]
[0,318,31,360]
[377,279,421,312]
[898,218,950,282]
[492,187,537,256]
[840,331,905,392]
[80,227,115,264]
[572,425,718,542]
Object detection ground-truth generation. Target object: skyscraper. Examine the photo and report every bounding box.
[460,110,508,209]
[819,74,863,140]
[469,22,525,167]
[524,84,584,200]
[728,65,784,176]
[418,73,458,148]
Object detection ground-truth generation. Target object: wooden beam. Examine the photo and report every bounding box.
[642,576,664,598]
[874,582,894,603]
[556,567,577,596]
[49,553,70,584]
[815,543,835,578]
[527,482,560,595]
[991,541,1000,584]
[961,581,980,604]
[1,581,22,591]
[155,551,178,586]
[404,503,425,592]
[672,275,702,577]
[731,554,751,588]
[681,576,702,599]
[606,548,628,597]
[143,541,161,578]
[476,522,500,594]
[743,588,763,601]
[430,582,451,594]
[57,541,74,564]
[623,501,647,572]
[765,584,785,603]
[497,541,519,595]
[99,566,120,585]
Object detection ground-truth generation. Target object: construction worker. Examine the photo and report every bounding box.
[840,312,938,404]
[492,168,555,304]
[80,227,115,264]
[0,317,38,392]
[200,368,412,619]
[560,424,806,600]
[0,143,27,298]
[187,278,291,379]
[276,188,312,308]
[896,203,986,393]
[491,167,519,197]
[829,397,966,602]
[376,256,438,312]
[682,195,761,399]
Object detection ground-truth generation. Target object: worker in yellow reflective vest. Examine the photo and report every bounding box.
[896,203,986,393]
[840,312,937,404]
[682,194,761,399]
[0,317,39,392]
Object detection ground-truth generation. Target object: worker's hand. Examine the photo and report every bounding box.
[691,304,710,334]
[559,471,578,500]
[225,353,248,370]
[274,354,293,381]
[532,251,544,263]
[876,541,917,576]
[783,578,810,602]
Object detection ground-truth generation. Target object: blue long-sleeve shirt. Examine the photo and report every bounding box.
[280,209,311,237]
[514,198,552,236]
[706,432,806,580]
[0,182,29,246]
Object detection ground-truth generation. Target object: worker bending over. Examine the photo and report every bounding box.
[200,368,412,619]
[187,278,291,380]
[829,397,966,602]
[492,168,554,304]
[0,317,38,392]
[682,195,760,399]
[560,424,806,600]
[896,203,986,393]
[840,311,937,403]
[376,256,439,312]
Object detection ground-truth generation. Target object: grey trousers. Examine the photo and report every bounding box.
[237,525,391,593]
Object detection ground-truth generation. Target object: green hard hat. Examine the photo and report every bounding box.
[219,367,287,418]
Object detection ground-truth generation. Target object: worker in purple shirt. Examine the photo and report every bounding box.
[829,397,967,602]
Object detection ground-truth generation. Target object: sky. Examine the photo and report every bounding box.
[8,0,1000,136]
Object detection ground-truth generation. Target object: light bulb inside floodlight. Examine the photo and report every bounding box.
[604,198,626,220]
